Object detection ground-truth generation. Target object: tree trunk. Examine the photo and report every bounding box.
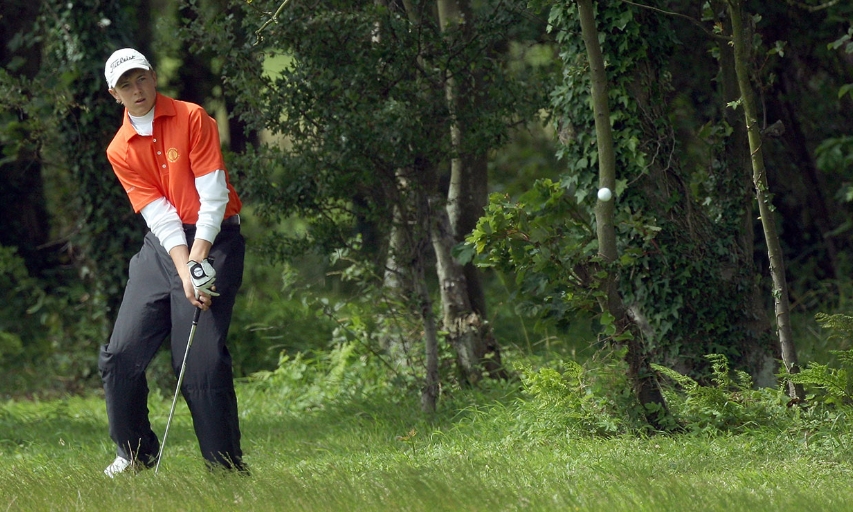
[757,3,844,284]
[448,155,489,317]
[727,0,804,400]
[221,0,260,154]
[379,165,442,411]
[379,182,420,369]
[431,195,507,383]
[437,0,488,317]
[416,190,440,413]
[577,0,669,428]
[710,0,778,387]
[177,4,217,107]
[766,77,840,282]
[435,0,504,383]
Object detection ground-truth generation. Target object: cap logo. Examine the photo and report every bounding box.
[110,55,140,71]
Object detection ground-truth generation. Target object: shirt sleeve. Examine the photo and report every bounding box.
[195,170,229,243]
[140,197,187,253]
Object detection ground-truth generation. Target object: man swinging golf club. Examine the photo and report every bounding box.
[99,48,247,476]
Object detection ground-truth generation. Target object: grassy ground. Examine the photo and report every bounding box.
[2,380,853,512]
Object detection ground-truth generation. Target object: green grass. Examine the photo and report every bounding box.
[3,382,853,512]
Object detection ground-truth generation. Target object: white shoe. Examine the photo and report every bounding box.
[103,456,134,478]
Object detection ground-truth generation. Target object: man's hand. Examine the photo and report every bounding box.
[187,258,220,298]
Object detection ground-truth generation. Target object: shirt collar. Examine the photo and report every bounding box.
[118,93,176,141]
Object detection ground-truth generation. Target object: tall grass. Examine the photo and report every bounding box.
[3,365,853,512]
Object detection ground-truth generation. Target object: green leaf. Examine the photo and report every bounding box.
[613,330,634,341]
[452,242,477,265]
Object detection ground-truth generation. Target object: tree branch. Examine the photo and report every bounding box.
[785,0,841,12]
[619,0,730,42]
[254,0,294,45]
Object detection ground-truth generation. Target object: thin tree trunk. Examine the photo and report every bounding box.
[416,191,440,413]
[710,0,778,387]
[222,0,260,154]
[177,4,217,107]
[382,4,445,399]
[577,0,669,428]
[383,167,440,411]
[383,205,411,293]
[437,0,488,317]
[727,0,804,400]
[378,204,414,364]
[448,155,489,317]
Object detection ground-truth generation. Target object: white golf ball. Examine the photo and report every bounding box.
[597,187,613,201]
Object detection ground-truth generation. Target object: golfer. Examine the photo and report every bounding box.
[99,48,246,476]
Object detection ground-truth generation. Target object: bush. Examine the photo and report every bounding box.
[0,246,42,362]
[0,245,103,396]
[228,289,337,377]
[243,341,395,413]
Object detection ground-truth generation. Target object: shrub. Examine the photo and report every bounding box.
[0,245,103,395]
[244,341,395,413]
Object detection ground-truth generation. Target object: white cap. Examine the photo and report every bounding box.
[104,48,151,89]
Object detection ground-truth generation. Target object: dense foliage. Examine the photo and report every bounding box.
[1,0,853,411]
[0,0,154,391]
[184,0,551,263]
[470,0,853,383]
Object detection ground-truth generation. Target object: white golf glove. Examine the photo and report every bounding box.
[187,258,220,297]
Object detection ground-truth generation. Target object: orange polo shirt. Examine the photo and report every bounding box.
[106,93,241,224]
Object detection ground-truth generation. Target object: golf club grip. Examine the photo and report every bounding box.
[192,306,202,325]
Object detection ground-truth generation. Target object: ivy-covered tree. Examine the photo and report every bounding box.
[0,0,51,275]
[575,0,668,427]
[0,0,154,388]
[42,0,153,333]
[472,0,781,391]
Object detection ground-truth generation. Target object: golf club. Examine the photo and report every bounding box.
[155,306,202,473]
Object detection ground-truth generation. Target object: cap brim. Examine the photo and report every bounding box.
[108,62,151,89]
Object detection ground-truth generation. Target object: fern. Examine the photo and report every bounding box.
[815,312,853,341]
[836,349,853,368]
[651,363,698,391]
[783,313,853,405]
[518,353,644,436]
[654,354,788,432]
[785,362,849,401]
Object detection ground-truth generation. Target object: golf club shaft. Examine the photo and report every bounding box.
[155,307,202,473]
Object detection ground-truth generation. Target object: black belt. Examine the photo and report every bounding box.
[222,214,241,226]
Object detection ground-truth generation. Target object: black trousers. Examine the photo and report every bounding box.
[99,224,245,469]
